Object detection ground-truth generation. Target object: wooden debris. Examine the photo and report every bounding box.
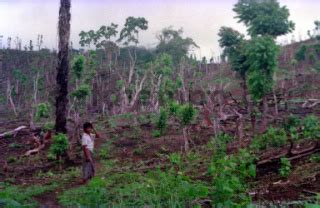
[0,126,27,138]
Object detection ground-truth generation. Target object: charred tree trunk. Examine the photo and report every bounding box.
[260,96,268,133]
[55,0,71,134]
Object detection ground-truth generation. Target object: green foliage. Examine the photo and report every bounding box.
[246,36,279,100]
[110,94,117,104]
[118,16,148,45]
[59,169,209,207]
[302,115,320,140]
[156,27,198,64]
[169,152,182,166]
[59,177,108,207]
[209,133,234,156]
[35,103,50,120]
[49,133,69,158]
[279,157,291,177]
[72,55,85,79]
[284,114,301,132]
[43,122,54,131]
[233,0,295,37]
[154,53,173,76]
[251,127,288,151]
[208,149,256,206]
[218,27,249,78]
[79,23,118,47]
[155,107,168,135]
[116,79,124,89]
[218,27,244,48]
[71,84,91,100]
[177,104,197,126]
[151,130,161,138]
[0,182,57,208]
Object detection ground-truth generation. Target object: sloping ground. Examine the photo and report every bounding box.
[0,109,319,207]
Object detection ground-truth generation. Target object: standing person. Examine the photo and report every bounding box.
[81,122,100,184]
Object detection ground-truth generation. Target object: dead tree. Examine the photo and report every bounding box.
[55,0,71,133]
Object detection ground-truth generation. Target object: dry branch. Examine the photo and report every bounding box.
[0,126,27,138]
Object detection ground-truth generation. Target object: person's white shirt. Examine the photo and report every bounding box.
[81,133,95,152]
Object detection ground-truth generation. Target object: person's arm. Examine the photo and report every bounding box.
[93,127,101,139]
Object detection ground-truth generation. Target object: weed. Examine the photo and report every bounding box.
[279,157,291,177]
[49,133,68,159]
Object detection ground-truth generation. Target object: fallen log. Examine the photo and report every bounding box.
[0,126,27,138]
[257,142,320,167]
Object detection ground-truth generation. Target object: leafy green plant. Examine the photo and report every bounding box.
[35,103,50,120]
[302,115,320,140]
[284,114,301,132]
[0,182,58,208]
[177,104,196,126]
[155,107,168,136]
[251,127,288,151]
[71,84,91,100]
[49,133,69,159]
[43,122,54,131]
[151,130,161,138]
[279,157,291,177]
[210,133,234,156]
[208,149,255,206]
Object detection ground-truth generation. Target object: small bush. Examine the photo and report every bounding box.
[251,127,288,151]
[71,84,91,100]
[302,115,320,140]
[156,107,168,135]
[151,130,161,138]
[49,133,69,159]
[208,149,255,206]
[283,114,301,132]
[279,157,291,177]
[177,104,197,126]
[35,103,50,120]
[43,122,54,131]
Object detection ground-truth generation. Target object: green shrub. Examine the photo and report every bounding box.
[177,104,197,126]
[279,157,291,177]
[284,114,301,132]
[208,149,255,206]
[71,84,91,100]
[295,45,307,61]
[302,115,320,140]
[251,127,288,151]
[210,133,234,156]
[49,133,69,159]
[156,107,168,135]
[35,103,50,120]
[43,122,54,131]
[151,130,161,138]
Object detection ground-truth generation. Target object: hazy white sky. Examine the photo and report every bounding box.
[0,0,319,58]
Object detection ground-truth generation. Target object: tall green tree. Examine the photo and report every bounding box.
[233,0,295,37]
[55,0,71,133]
[233,0,294,132]
[156,27,198,64]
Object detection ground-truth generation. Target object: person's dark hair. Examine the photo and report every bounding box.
[83,122,93,130]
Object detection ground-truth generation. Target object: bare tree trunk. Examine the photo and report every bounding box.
[273,88,278,118]
[30,71,40,130]
[182,127,189,152]
[260,96,268,133]
[6,79,17,117]
[55,0,71,134]
[149,74,162,112]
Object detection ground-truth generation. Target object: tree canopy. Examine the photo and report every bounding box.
[233,0,295,37]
